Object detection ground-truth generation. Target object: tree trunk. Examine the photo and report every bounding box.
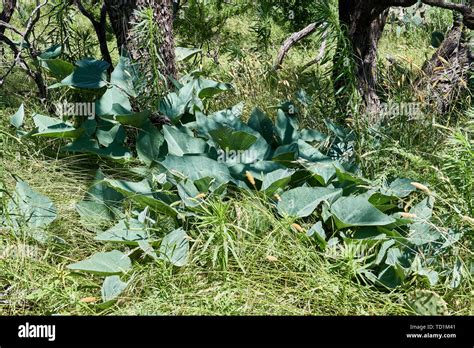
[105,0,177,84]
[336,1,392,117]
[0,0,17,36]
[418,14,473,113]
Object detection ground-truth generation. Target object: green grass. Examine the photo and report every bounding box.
[0,3,473,316]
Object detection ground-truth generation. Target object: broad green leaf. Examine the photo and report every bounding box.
[62,135,132,159]
[380,178,416,198]
[95,86,132,116]
[261,169,293,195]
[209,127,257,151]
[163,125,208,156]
[39,59,74,80]
[177,180,203,207]
[331,196,396,228]
[32,114,83,138]
[307,221,327,250]
[297,140,329,162]
[272,143,299,163]
[248,108,274,144]
[76,200,117,226]
[161,155,234,189]
[103,178,179,217]
[96,122,126,147]
[159,92,189,123]
[306,161,336,185]
[278,187,342,218]
[110,55,137,97]
[7,181,57,235]
[160,228,189,267]
[59,58,109,89]
[228,161,285,181]
[95,219,149,245]
[300,128,326,142]
[67,250,131,275]
[10,104,24,129]
[39,44,62,59]
[136,124,166,165]
[275,109,298,145]
[409,196,435,221]
[175,47,201,62]
[99,110,150,127]
[101,275,128,304]
[407,222,441,246]
[192,76,232,99]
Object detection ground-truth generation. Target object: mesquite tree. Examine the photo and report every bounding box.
[337,0,474,115]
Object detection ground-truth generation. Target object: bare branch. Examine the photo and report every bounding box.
[421,0,474,29]
[274,22,318,70]
[302,30,328,71]
[73,0,112,67]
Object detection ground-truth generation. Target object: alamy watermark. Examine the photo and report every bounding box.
[217,148,258,164]
[55,101,95,120]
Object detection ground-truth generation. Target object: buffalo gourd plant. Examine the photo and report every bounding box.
[8,51,464,306]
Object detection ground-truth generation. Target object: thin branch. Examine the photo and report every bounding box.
[302,29,328,71]
[274,22,318,70]
[421,0,474,29]
[73,0,112,67]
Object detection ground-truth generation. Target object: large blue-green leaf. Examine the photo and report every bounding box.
[75,170,124,226]
[175,47,201,62]
[10,104,24,129]
[278,187,342,218]
[32,114,83,138]
[7,181,57,232]
[99,110,150,127]
[380,178,416,198]
[58,58,109,89]
[95,86,132,116]
[161,155,234,189]
[275,109,298,145]
[261,169,293,195]
[272,143,299,163]
[300,128,326,142]
[95,218,149,245]
[297,140,329,162]
[67,250,131,275]
[103,178,179,217]
[163,125,208,156]
[159,91,190,123]
[307,221,327,250]
[62,135,132,159]
[39,59,74,80]
[96,121,126,147]
[330,196,396,228]
[247,108,274,144]
[228,161,285,181]
[136,124,166,165]
[101,275,128,305]
[39,44,62,59]
[306,161,336,185]
[209,127,257,151]
[160,228,189,267]
[110,55,137,97]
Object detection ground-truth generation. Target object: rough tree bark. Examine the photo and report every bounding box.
[419,13,473,112]
[105,0,177,84]
[335,0,473,119]
[336,0,418,117]
[0,0,17,36]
